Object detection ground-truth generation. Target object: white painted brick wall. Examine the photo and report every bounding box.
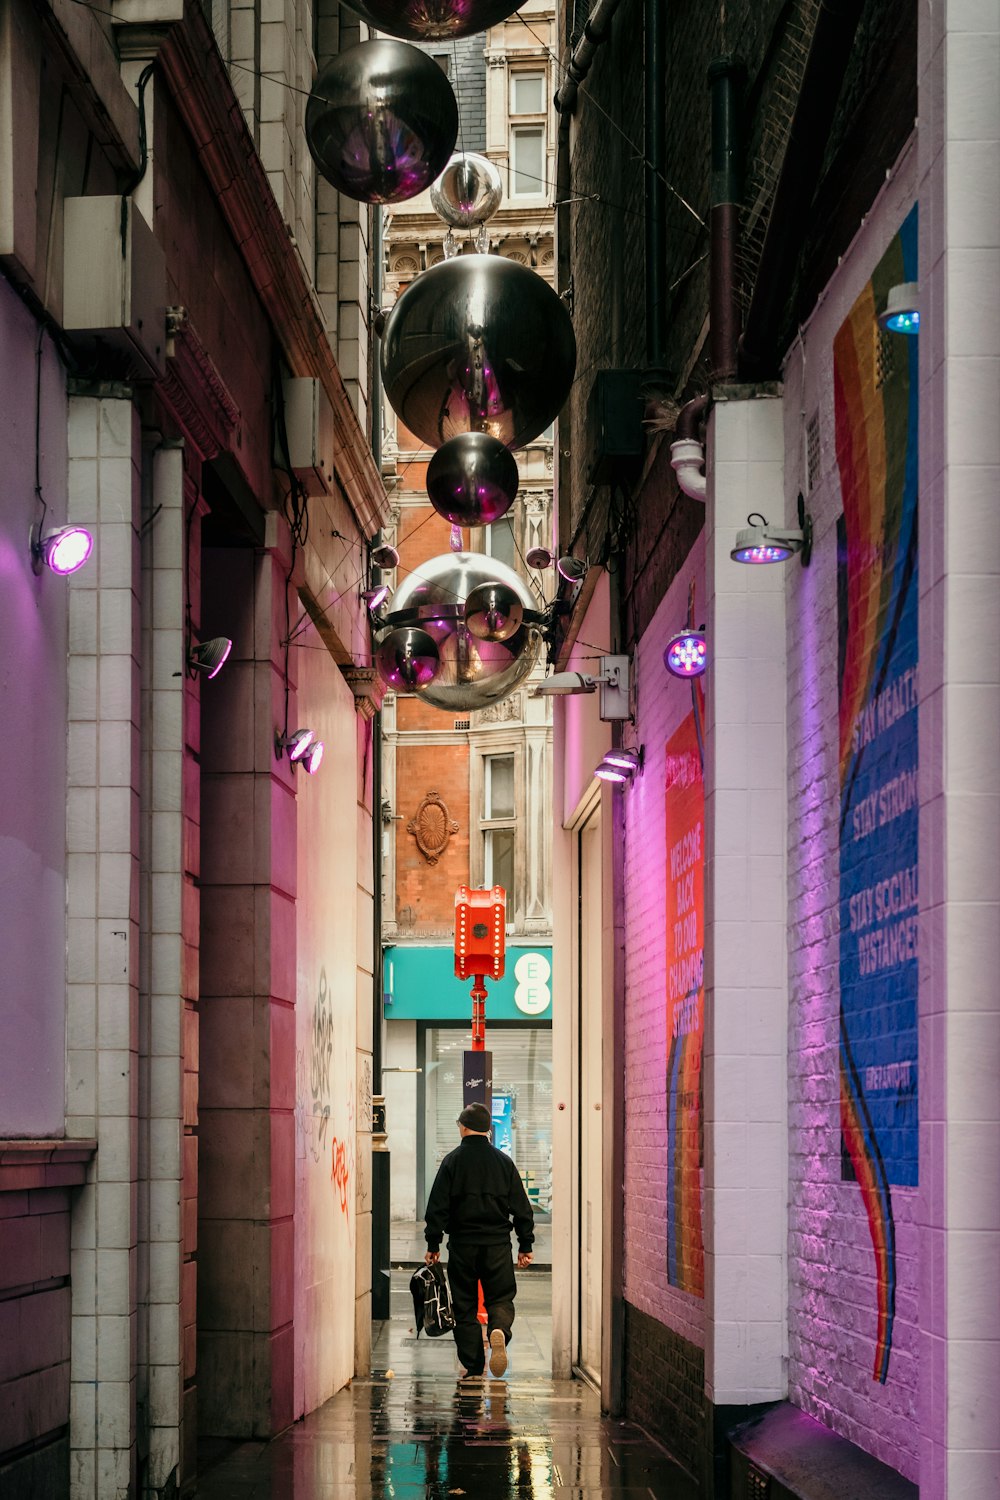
[781,149,920,1482]
[623,538,707,1354]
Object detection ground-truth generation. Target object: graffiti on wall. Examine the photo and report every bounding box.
[664,685,705,1296]
[310,968,334,1154]
[331,1080,356,1237]
[834,204,919,1384]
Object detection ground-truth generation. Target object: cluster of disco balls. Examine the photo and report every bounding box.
[305,5,578,711]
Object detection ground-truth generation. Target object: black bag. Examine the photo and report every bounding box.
[409,1262,456,1338]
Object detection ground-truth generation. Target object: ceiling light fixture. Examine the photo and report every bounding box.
[594,746,643,784]
[731,496,813,567]
[188,636,233,679]
[664,629,707,678]
[525,546,554,569]
[877,282,919,335]
[31,523,94,577]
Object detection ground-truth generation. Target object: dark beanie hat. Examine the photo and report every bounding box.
[458,1103,492,1132]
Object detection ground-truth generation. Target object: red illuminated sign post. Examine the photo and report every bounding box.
[454,885,506,1051]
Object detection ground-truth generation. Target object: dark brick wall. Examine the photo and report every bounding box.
[623,1300,705,1482]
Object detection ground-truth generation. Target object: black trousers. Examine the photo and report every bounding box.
[446,1241,517,1375]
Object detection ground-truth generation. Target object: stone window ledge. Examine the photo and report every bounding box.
[0,1139,97,1192]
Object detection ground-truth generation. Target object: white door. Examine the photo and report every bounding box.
[577,807,603,1381]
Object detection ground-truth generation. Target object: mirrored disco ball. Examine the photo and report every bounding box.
[380,254,577,450]
[375,626,441,689]
[340,0,521,41]
[430,153,503,227]
[305,39,458,204]
[426,432,519,526]
[379,552,540,710]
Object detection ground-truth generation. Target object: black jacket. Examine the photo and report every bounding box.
[424,1135,534,1253]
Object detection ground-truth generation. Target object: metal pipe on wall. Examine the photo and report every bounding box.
[644,0,667,371]
[709,56,743,381]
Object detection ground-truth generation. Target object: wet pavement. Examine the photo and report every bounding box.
[194,1272,699,1499]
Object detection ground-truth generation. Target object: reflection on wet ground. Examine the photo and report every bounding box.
[194,1272,699,1499]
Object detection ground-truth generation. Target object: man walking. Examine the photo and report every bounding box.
[424,1102,534,1378]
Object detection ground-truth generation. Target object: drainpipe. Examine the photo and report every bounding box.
[738,0,866,380]
[671,56,743,502]
[644,0,666,373]
[553,0,623,116]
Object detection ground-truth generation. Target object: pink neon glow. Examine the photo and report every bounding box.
[43,526,93,575]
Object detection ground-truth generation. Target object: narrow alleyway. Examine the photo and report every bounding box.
[193,1271,699,1498]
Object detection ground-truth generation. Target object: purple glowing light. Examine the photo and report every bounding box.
[365,583,391,612]
[664,631,707,678]
[303,740,325,774]
[40,525,94,575]
[594,764,628,783]
[732,542,793,564]
[286,728,315,762]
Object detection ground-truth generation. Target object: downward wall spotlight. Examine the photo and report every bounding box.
[362,584,391,613]
[276,728,316,763]
[878,282,919,334]
[594,746,643,784]
[188,637,232,679]
[664,630,706,678]
[731,496,813,567]
[31,524,94,576]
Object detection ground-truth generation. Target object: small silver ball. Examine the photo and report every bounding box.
[375,626,441,690]
[465,581,524,642]
[306,40,458,204]
[426,433,519,527]
[431,153,503,228]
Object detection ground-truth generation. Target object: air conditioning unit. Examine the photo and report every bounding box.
[63,197,166,377]
[588,368,644,482]
[279,376,336,495]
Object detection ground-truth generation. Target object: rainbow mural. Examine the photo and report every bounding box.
[665,686,705,1296]
[834,205,919,1384]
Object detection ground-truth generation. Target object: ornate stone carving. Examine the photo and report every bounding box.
[407,791,459,864]
[473,694,521,724]
[341,666,387,720]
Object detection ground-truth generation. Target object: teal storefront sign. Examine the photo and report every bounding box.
[384,945,552,1022]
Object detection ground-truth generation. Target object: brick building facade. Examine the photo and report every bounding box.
[548,1,998,1496]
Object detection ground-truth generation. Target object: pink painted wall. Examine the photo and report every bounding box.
[293,618,361,1414]
[782,154,920,1480]
[0,281,69,1137]
[622,537,707,1351]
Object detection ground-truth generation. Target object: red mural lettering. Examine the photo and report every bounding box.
[331,1135,350,1220]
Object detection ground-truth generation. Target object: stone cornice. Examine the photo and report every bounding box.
[0,1138,97,1191]
[156,2,388,537]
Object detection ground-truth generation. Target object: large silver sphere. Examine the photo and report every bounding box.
[341,0,521,42]
[430,153,503,227]
[379,552,540,710]
[381,255,577,450]
[426,432,519,526]
[305,40,458,204]
[375,626,441,690]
